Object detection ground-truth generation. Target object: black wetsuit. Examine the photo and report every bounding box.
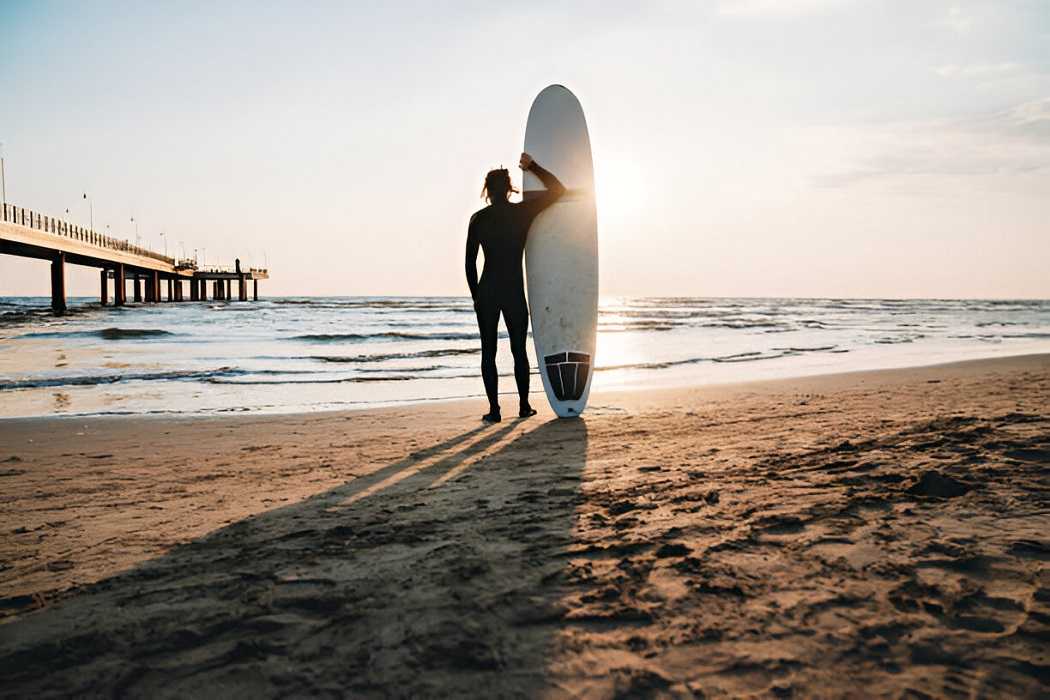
[466,163,566,414]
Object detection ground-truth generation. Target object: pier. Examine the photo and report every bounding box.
[1,203,268,312]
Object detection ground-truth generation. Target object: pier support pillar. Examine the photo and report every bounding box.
[134,277,143,303]
[199,279,207,301]
[226,279,233,301]
[151,272,160,303]
[167,278,173,302]
[114,264,126,306]
[238,274,247,301]
[100,269,109,306]
[191,279,199,301]
[50,253,67,314]
[253,279,258,301]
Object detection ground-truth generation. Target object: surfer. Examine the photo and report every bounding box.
[466,152,566,423]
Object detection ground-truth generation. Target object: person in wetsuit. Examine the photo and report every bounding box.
[466,152,566,423]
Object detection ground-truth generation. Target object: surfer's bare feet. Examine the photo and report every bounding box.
[482,411,501,424]
[518,404,537,419]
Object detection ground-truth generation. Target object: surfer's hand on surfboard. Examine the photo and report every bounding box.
[519,152,534,170]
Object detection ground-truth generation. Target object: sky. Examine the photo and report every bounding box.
[1,0,1048,299]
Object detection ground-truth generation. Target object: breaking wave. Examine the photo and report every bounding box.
[291,331,489,343]
[0,367,244,390]
[306,347,481,363]
[19,327,178,340]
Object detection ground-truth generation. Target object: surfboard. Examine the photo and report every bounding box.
[523,85,598,418]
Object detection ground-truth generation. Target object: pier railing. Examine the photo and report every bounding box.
[2,202,175,265]
[195,265,270,276]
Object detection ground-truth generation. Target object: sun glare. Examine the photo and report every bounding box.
[594,155,648,233]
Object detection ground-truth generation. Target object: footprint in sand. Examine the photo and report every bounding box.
[1004,447,1050,463]
[1008,540,1050,560]
[905,471,973,499]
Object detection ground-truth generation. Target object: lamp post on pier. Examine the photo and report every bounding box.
[1,141,7,208]
[83,193,93,231]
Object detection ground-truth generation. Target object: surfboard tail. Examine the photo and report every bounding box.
[544,351,591,402]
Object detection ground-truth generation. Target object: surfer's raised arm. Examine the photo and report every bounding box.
[519,152,565,222]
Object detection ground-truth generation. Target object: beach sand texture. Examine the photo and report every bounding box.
[1,355,1048,697]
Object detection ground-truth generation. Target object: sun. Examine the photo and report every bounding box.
[594,153,648,232]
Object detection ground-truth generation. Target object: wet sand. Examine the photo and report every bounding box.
[1,354,1048,697]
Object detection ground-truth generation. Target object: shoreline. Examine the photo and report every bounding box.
[1,353,1048,695]
[2,349,1048,423]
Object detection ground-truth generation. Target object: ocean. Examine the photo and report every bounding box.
[1,296,1048,419]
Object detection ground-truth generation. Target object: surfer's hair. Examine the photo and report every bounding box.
[482,168,517,203]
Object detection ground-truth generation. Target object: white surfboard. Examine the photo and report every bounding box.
[523,85,598,418]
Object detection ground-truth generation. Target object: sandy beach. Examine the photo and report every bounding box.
[1,354,1048,697]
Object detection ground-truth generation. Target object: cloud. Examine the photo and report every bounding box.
[942,4,975,35]
[960,97,1050,141]
[934,62,1024,79]
[1006,97,1050,130]
[810,98,1050,188]
[716,0,852,18]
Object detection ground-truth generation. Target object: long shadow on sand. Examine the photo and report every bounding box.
[0,418,589,697]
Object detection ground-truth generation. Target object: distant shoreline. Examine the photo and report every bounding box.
[4,294,1050,302]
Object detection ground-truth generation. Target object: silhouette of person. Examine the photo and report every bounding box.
[466,152,565,423]
[235,258,241,274]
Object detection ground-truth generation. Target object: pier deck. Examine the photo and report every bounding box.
[1,204,268,311]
